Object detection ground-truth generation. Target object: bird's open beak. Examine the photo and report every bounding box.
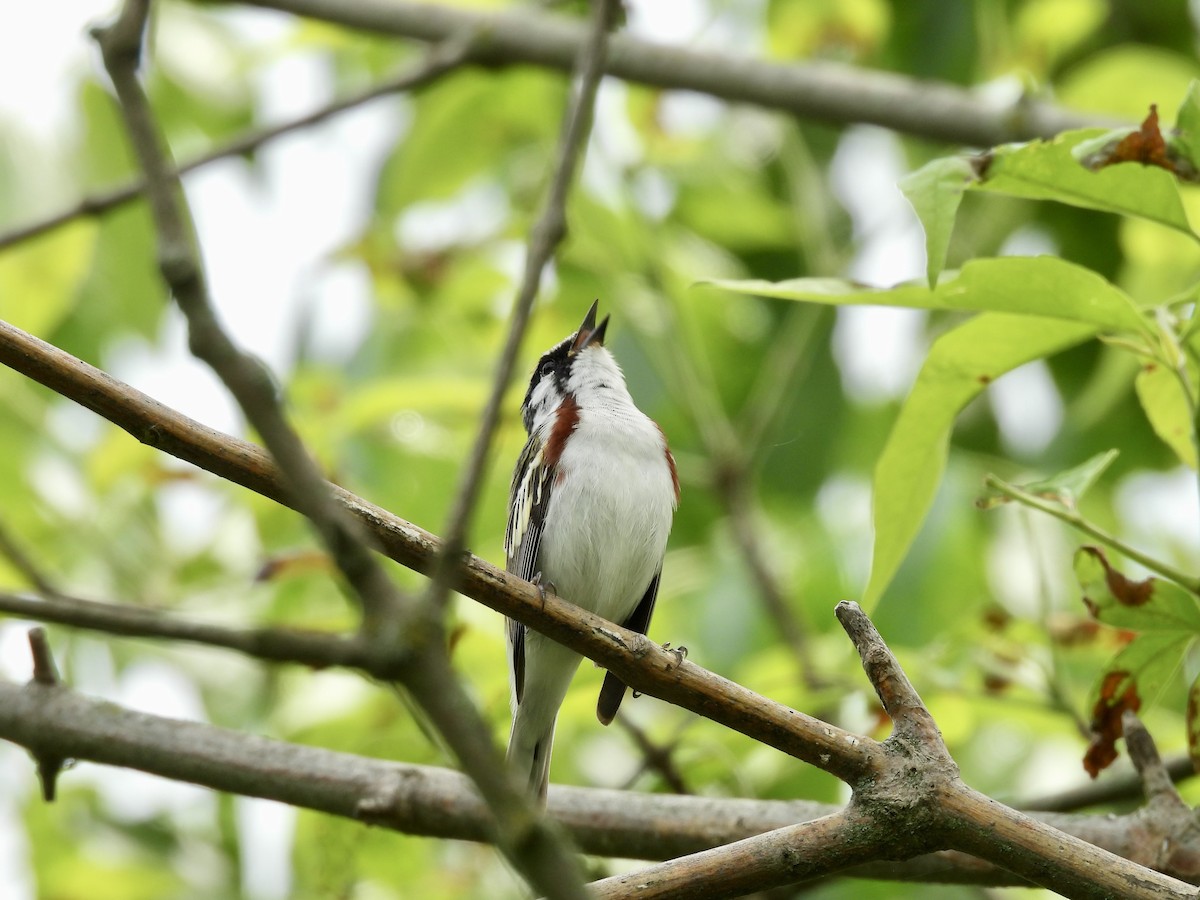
[571,300,609,353]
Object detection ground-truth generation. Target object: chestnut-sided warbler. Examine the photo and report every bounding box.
[504,302,679,800]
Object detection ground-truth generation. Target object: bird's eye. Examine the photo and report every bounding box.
[538,361,554,378]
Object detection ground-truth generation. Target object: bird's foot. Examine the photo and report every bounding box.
[662,642,688,668]
[530,572,558,605]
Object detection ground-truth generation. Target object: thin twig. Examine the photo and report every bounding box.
[424,0,616,612]
[0,590,379,671]
[0,518,65,599]
[717,470,824,687]
[617,717,691,794]
[0,35,478,253]
[983,475,1200,593]
[642,261,824,686]
[1021,754,1197,812]
[91,5,588,895]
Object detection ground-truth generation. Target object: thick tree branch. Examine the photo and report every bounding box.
[0,674,839,862]
[0,667,1195,888]
[7,583,1200,886]
[590,603,1196,898]
[588,808,878,900]
[220,0,1115,148]
[91,3,588,895]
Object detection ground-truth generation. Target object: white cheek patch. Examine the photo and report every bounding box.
[527,380,563,434]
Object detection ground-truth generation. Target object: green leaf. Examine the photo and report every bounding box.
[898,156,978,287]
[375,69,564,212]
[1083,633,1190,776]
[1173,81,1200,174]
[708,256,1150,335]
[1134,360,1198,468]
[977,449,1119,510]
[1074,545,1200,632]
[975,129,1198,241]
[0,219,96,334]
[864,313,1099,609]
[1097,632,1191,709]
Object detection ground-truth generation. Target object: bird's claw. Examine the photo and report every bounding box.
[662,642,688,667]
[530,572,557,605]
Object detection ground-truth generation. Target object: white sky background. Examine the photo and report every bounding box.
[2,0,1200,896]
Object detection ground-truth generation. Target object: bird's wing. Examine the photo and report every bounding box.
[596,568,662,725]
[504,434,556,705]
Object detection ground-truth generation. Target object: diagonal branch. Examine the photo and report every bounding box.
[0,517,66,599]
[425,0,614,610]
[90,3,588,895]
[94,0,398,636]
[0,316,877,781]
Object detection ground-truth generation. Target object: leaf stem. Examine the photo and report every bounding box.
[983,474,1200,594]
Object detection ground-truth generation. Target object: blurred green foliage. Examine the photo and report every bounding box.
[3,0,1200,897]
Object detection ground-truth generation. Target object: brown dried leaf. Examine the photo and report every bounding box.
[1082,105,1176,173]
[1187,673,1200,772]
[1113,105,1168,167]
[1084,670,1141,777]
[1079,545,1155,609]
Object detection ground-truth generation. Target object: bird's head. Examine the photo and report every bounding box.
[520,300,620,435]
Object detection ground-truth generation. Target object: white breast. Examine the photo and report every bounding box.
[537,401,675,625]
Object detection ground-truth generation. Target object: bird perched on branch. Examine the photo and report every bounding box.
[505,301,679,801]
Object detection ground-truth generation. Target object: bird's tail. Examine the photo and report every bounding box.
[507,709,557,803]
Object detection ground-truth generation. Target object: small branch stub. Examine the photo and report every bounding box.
[27,628,66,801]
[29,627,61,686]
[834,600,947,752]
